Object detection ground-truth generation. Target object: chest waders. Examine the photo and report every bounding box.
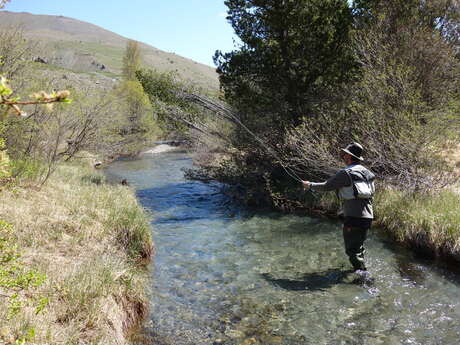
[339,165,375,271]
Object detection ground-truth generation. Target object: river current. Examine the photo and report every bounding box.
[105,151,460,345]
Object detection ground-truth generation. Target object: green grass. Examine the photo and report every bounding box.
[375,187,460,256]
[54,41,125,72]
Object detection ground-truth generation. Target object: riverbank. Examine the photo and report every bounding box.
[0,161,153,344]
[375,187,460,262]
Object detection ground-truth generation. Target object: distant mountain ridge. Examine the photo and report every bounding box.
[0,11,219,91]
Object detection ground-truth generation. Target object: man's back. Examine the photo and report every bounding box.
[310,164,374,219]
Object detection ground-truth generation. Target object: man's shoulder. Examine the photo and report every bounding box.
[347,164,375,174]
[343,165,376,184]
[330,168,352,184]
[332,168,349,177]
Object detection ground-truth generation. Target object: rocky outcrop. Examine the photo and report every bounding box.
[33,56,48,64]
[91,60,106,71]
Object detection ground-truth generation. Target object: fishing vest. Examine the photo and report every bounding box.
[338,164,375,200]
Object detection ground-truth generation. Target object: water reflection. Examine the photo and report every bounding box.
[261,269,354,291]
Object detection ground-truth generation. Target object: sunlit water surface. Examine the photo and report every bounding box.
[105,152,460,345]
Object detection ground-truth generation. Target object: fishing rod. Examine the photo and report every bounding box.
[183,92,308,185]
[225,110,320,198]
[227,112,306,184]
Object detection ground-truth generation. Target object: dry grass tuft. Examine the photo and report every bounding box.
[0,162,153,345]
[444,142,460,170]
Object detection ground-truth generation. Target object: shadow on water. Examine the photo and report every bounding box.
[136,181,307,226]
[136,181,241,223]
[260,268,375,291]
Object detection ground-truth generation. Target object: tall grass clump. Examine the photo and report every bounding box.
[375,188,460,259]
[0,162,153,345]
[105,193,154,265]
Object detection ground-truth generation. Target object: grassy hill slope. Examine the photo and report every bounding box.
[0,11,219,91]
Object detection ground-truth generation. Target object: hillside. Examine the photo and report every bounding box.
[0,11,220,91]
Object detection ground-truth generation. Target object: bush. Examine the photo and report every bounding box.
[0,220,48,345]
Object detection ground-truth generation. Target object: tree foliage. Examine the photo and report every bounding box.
[215,0,357,129]
[113,79,160,151]
[122,40,141,81]
[112,40,161,154]
[192,0,460,204]
[137,68,204,134]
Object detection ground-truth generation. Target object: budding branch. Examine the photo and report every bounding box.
[1,99,65,105]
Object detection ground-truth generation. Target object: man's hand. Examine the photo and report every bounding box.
[301,180,311,190]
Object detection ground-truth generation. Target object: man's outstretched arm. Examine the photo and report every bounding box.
[302,170,350,192]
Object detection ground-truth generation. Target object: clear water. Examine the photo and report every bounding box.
[105,152,460,345]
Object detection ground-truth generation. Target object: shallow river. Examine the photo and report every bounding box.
[105,151,460,345]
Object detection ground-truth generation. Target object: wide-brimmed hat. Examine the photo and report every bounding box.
[341,142,364,161]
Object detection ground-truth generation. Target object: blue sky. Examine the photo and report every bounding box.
[2,0,237,67]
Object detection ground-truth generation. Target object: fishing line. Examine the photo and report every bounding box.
[230,115,320,198]
[185,93,306,184]
[228,112,304,183]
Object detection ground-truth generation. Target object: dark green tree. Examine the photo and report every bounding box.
[214,0,357,129]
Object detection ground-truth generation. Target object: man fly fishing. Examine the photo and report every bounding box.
[302,143,375,273]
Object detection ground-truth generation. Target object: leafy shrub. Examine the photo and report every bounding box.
[0,220,48,344]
